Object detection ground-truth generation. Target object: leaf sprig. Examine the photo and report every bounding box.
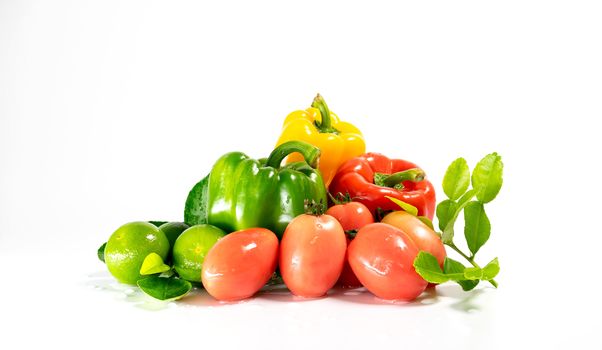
[413,153,503,291]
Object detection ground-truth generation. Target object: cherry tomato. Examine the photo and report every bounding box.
[326,202,374,288]
[280,214,346,298]
[381,211,446,267]
[348,223,427,301]
[201,228,278,301]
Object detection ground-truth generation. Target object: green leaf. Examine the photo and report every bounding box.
[418,216,434,230]
[385,196,418,216]
[140,253,171,275]
[413,252,449,283]
[464,201,491,255]
[97,242,107,263]
[443,158,470,200]
[457,189,476,207]
[471,152,503,203]
[482,257,500,280]
[413,251,464,283]
[443,258,479,291]
[137,276,192,301]
[436,200,457,232]
[148,221,168,227]
[464,267,483,280]
[184,175,210,226]
[441,225,454,245]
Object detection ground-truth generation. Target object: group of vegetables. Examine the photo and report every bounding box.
[97,94,503,303]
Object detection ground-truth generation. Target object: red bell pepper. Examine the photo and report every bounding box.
[329,153,436,220]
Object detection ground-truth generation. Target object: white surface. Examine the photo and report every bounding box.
[1,1,601,349]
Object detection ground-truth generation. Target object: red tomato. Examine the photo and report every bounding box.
[348,223,427,301]
[326,202,374,288]
[280,214,346,298]
[381,211,446,267]
[326,202,374,232]
[201,228,278,301]
[336,236,363,288]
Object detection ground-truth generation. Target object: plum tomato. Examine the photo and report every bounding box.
[325,201,374,232]
[201,228,278,301]
[348,223,427,301]
[381,211,446,267]
[280,214,347,298]
[326,201,374,288]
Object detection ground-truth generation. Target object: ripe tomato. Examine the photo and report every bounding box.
[381,211,446,267]
[280,214,346,297]
[201,228,278,301]
[326,201,374,232]
[326,201,374,288]
[348,223,427,301]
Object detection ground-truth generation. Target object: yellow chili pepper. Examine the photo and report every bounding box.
[275,94,365,187]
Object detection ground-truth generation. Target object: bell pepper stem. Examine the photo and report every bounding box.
[266,141,321,169]
[311,94,337,133]
[379,168,425,187]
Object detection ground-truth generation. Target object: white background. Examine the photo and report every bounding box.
[1,1,601,349]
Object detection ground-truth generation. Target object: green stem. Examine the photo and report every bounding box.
[266,141,321,169]
[328,191,352,205]
[441,190,477,244]
[327,192,343,205]
[374,168,425,188]
[383,168,425,187]
[304,199,327,216]
[448,243,498,288]
[311,94,338,133]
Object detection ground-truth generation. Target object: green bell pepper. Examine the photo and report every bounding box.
[184,141,327,238]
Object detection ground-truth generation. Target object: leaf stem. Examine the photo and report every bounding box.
[441,190,476,244]
[447,242,498,288]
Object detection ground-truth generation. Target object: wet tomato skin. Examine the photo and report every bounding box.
[326,202,374,288]
[280,214,347,298]
[348,223,427,301]
[201,228,278,301]
[381,211,446,267]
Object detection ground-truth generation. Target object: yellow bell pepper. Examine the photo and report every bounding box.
[275,94,365,186]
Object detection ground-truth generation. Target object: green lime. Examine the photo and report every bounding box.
[173,224,226,282]
[104,221,170,285]
[159,222,189,248]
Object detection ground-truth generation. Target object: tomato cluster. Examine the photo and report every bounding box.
[201,201,445,302]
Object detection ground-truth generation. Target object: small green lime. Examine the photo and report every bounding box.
[105,222,170,285]
[173,224,226,282]
[159,222,189,247]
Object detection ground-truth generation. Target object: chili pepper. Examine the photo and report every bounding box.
[275,94,365,187]
[329,153,436,220]
[184,141,327,238]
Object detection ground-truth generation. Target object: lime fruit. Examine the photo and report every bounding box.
[159,222,189,248]
[173,224,226,282]
[104,221,170,285]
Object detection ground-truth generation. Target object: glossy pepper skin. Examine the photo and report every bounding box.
[184,141,327,239]
[275,94,365,187]
[329,153,436,220]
